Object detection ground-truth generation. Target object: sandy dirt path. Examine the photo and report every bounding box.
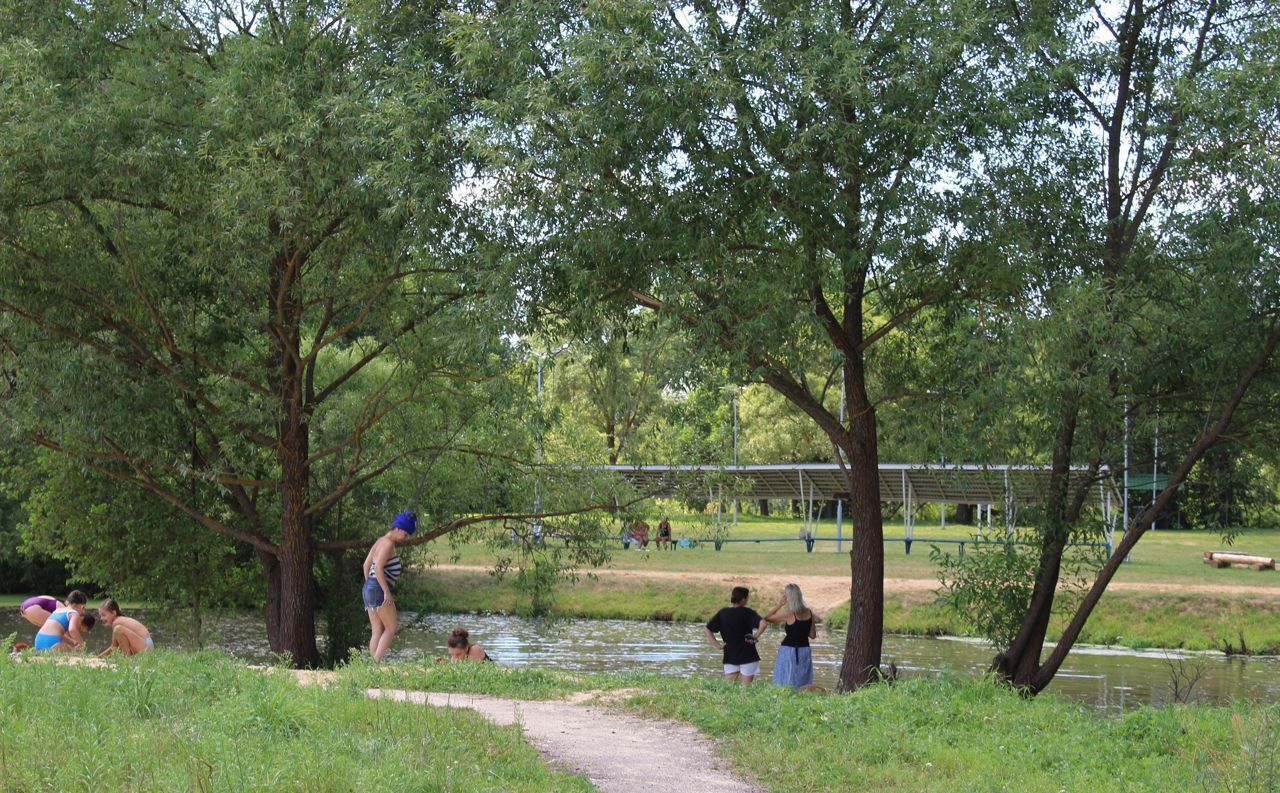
[432,564,1280,615]
[364,688,763,793]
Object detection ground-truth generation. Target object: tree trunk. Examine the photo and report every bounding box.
[954,503,973,524]
[758,499,770,516]
[1027,321,1280,694]
[995,393,1079,687]
[838,362,883,690]
[260,550,282,649]
[276,421,319,667]
[606,418,618,465]
[266,235,319,667]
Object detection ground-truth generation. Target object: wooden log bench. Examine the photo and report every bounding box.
[1203,551,1276,570]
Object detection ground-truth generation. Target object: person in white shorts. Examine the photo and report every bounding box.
[704,586,767,683]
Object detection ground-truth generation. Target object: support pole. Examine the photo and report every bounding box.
[836,500,844,552]
[807,478,816,547]
[1004,469,1013,541]
[1123,396,1130,560]
[903,471,914,555]
[732,389,739,527]
[836,368,846,553]
[1101,482,1115,555]
[1152,406,1160,529]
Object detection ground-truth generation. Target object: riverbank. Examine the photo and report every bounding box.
[0,649,591,792]
[7,648,1273,792]
[405,567,1280,654]
[341,660,1277,790]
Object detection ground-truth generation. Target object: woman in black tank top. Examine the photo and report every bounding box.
[762,583,818,689]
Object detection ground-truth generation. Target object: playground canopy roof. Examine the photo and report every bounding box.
[601,463,1112,505]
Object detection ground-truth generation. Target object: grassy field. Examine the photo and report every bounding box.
[7,648,1278,792]
[409,516,1280,653]
[432,515,1280,587]
[400,568,729,622]
[341,660,1275,792]
[0,649,591,793]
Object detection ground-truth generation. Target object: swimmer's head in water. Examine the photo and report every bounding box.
[391,511,417,536]
[447,628,472,660]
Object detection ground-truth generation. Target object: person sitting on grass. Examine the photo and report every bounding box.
[446,628,493,662]
[704,586,766,684]
[96,598,153,657]
[33,603,95,653]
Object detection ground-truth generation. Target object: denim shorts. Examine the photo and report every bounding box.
[362,577,386,609]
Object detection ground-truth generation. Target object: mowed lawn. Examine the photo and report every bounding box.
[429,513,1280,590]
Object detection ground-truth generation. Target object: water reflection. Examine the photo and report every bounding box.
[6,608,1280,712]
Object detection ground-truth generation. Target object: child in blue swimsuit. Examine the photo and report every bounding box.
[34,607,96,652]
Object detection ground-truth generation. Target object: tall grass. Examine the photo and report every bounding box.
[327,661,1273,792]
[0,650,590,793]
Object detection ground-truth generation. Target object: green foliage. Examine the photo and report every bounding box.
[0,1,631,659]
[1181,449,1280,532]
[932,531,1105,651]
[17,453,258,619]
[542,314,686,465]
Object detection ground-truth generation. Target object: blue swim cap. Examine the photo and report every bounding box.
[391,511,417,535]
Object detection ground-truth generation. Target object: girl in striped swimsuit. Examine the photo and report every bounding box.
[363,511,416,661]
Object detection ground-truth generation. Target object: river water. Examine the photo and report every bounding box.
[7,608,1280,711]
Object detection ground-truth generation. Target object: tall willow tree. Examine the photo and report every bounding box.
[458,0,1015,687]
[0,0,524,666]
[545,316,683,465]
[939,0,1280,693]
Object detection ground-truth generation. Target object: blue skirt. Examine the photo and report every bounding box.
[772,645,813,688]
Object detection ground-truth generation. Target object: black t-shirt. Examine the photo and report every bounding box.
[707,606,763,665]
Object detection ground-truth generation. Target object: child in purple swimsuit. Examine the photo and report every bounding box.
[20,590,87,628]
[19,596,61,628]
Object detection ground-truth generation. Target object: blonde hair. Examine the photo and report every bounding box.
[785,583,807,615]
